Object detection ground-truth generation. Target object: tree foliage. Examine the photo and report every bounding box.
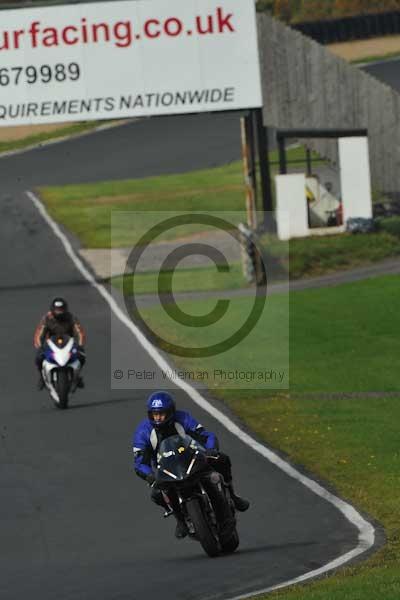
[333,0,400,17]
[259,0,400,22]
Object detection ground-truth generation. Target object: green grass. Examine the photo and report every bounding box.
[0,120,105,154]
[228,394,400,600]
[110,230,400,293]
[136,275,400,599]
[112,263,247,295]
[280,232,400,279]
[351,50,400,65]
[40,161,247,248]
[38,145,324,249]
[139,275,400,393]
[290,275,400,392]
[140,290,289,389]
[40,150,400,279]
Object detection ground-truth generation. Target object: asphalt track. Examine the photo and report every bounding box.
[364,57,400,92]
[1,57,395,600]
[0,112,244,187]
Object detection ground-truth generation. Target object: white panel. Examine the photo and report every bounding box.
[339,137,373,222]
[276,174,308,241]
[0,0,262,126]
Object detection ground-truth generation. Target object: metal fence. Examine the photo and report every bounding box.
[257,13,400,195]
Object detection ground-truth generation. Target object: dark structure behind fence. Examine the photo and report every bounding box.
[293,11,400,45]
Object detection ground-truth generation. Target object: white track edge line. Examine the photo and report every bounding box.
[27,190,376,598]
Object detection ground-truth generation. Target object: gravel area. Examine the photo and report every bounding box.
[328,35,400,61]
[0,122,74,142]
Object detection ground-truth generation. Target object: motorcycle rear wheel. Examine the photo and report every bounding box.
[54,370,70,409]
[186,498,220,558]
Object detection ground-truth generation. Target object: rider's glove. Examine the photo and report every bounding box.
[205,448,220,460]
[146,473,157,487]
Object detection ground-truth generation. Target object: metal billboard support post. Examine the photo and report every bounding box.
[278,135,287,175]
[240,112,258,230]
[306,147,312,177]
[254,108,274,230]
[240,112,267,286]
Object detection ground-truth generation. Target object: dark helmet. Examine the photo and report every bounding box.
[146,391,176,428]
[50,297,68,319]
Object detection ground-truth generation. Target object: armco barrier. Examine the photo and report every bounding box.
[293,11,400,45]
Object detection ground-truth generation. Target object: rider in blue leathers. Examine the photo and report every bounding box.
[132,391,250,539]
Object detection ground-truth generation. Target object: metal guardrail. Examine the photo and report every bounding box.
[293,11,400,45]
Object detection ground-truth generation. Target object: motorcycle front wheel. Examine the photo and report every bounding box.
[54,369,70,409]
[220,527,239,554]
[186,497,220,558]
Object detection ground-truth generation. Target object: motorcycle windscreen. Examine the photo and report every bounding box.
[156,434,204,483]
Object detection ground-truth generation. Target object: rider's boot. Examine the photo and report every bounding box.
[37,373,45,391]
[174,514,188,539]
[228,483,250,512]
[77,375,85,389]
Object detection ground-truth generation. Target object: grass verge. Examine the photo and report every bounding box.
[113,230,400,294]
[39,145,320,248]
[139,275,400,393]
[40,149,400,279]
[351,50,400,65]
[229,394,399,600]
[0,120,105,154]
[112,263,247,295]
[136,275,399,598]
[40,161,247,248]
[276,231,400,280]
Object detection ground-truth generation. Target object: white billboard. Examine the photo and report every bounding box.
[0,0,262,126]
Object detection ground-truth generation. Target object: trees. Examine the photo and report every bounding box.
[262,0,400,22]
[256,0,275,14]
[334,0,400,17]
[295,0,335,22]
[273,0,293,22]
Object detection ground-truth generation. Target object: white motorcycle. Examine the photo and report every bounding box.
[41,335,83,409]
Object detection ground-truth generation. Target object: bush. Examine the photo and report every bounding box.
[375,217,400,238]
[287,232,400,279]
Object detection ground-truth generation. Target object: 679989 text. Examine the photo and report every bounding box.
[0,63,81,86]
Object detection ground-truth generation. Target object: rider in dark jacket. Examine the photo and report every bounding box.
[132,391,249,539]
[33,297,86,389]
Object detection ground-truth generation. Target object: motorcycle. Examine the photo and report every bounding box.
[156,434,240,557]
[41,335,83,409]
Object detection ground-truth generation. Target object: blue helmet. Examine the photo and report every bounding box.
[146,391,176,428]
